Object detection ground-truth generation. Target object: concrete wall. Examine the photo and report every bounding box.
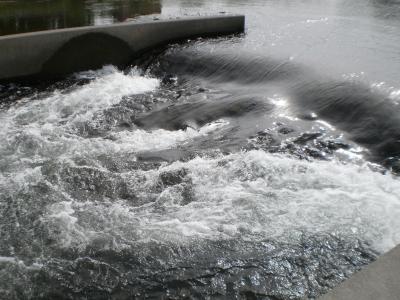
[319,244,400,300]
[0,15,245,82]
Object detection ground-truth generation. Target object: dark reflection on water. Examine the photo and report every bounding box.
[0,0,161,36]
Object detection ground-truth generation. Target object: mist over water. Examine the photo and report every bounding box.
[1,0,400,299]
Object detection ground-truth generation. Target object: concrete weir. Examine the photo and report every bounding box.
[0,15,245,82]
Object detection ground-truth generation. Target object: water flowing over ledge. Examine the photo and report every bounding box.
[1,0,400,298]
[1,59,399,298]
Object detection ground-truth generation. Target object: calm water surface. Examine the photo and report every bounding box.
[0,0,161,35]
[1,0,400,299]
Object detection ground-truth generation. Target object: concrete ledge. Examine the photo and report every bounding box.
[0,15,245,82]
[319,245,400,300]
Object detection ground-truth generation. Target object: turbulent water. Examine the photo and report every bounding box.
[1,0,400,299]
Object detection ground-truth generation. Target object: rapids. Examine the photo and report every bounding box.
[1,0,400,299]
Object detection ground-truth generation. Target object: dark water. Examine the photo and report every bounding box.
[1,0,400,299]
[0,0,161,35]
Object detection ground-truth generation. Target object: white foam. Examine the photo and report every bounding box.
[0,67,229,173]
[35,118,228,161]
[304,17,329,24]
[105,119,229,152]
[390,89,400,102]
[43,151,400,253]
[44,201,90,249]
[0,257,16,263]
[7,65,159,127]
[0,256,43,270]
[0,66,161,171]
[2,67,400,256]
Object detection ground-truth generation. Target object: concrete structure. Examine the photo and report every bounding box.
[0,15,245,82]
[319,244,400,300]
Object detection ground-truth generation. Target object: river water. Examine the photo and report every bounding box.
[1,0,400,299]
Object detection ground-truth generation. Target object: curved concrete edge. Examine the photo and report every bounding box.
[0,15,245,82]
[318,244,400,300]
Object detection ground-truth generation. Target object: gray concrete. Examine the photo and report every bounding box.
[0,15,245,82]
[319,244,400,300]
